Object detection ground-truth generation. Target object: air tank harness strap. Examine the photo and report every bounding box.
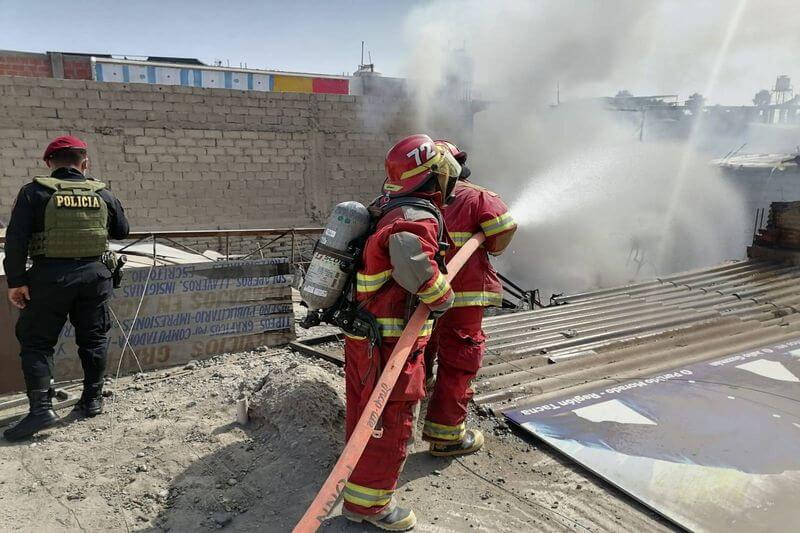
[354,289,387,439]
[436,241,449,274]
[369,338,384,439]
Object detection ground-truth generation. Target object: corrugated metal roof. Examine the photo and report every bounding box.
[475,258,800,414]
[712,152,800,170]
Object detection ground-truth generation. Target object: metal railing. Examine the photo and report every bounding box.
[0,227,324,265]
[122,227,322,264]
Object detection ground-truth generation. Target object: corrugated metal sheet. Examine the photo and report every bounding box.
[475,259,800,414]
[712,152,800,170]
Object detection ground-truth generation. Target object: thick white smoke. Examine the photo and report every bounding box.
[503,141,748,295]
[396,0,795,294]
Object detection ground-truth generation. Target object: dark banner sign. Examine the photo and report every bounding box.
[506,338,800,532]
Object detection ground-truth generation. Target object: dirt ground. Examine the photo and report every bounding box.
[0,325,675,532]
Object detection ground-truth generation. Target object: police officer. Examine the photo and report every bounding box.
[3,136,129,441]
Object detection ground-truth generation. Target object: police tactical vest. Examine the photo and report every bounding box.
[29,176,109,258]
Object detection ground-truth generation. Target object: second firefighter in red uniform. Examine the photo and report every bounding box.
[422,139,517,456]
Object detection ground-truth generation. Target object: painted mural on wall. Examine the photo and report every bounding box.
[93,59,349,95]
[506,338,800,532]
[53,258,294,381]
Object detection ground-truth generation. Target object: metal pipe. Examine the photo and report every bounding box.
[0,227,325,245]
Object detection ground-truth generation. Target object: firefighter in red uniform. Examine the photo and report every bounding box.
[422,140,517,456]
[341,134,462,530]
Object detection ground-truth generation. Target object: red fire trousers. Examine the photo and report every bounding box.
[343,336,427,515]
[423,306,485,442]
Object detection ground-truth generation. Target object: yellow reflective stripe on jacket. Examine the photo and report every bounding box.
[480,212,516,237]
[423,420,466,441]
[356,269,392,293]
[376,318,404,337]
[419,320,434,337]
[376,318,434,338]
[453,291,503,308]
[449,231,473,247]
[343,481,393,508]
[418,272,450,304]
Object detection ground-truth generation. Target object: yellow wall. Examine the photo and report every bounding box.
[273,75,313,93]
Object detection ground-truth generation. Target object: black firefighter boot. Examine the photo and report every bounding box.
[75,381,104,417]
[3,389,60,441]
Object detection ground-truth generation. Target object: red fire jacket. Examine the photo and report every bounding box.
[443,180,517,307]
[353,193,454,340]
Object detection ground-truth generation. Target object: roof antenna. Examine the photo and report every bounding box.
[358,41,374,73]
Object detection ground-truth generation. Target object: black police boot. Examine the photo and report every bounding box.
[3,389,60,441]
[75,382,104,417]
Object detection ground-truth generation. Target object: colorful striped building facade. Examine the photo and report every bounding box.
[92,58,349,95]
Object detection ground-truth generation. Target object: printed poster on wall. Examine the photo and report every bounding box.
[53,258,294,380]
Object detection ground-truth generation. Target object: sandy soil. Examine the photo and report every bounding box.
[0,331,674,532]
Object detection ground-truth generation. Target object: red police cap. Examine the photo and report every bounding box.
[43,135,88,161]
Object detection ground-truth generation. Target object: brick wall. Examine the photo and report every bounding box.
[0,76,469,239]
[0,50,92,80]
[63,56,92,80]
[0,51,52,78]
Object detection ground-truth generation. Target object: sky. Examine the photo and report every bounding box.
[0,0,420,76]
[401,0,800,106]
[0,0,797,105]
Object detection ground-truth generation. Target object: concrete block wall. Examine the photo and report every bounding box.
[0,76,469,239]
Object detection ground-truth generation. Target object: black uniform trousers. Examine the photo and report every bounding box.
[15,260,112,390]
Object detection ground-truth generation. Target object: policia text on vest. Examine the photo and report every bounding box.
[3,136,130,442]
[54,194,102,208]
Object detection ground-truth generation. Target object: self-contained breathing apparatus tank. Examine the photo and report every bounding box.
[299,201,374,335]
[299,197,448,341]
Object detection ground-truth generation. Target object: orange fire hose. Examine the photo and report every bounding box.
[293,232,486,532]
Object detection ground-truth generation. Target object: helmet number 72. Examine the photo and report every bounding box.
[406,142,436,165]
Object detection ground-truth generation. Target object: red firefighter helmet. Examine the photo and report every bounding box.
[383,134,442,197]
[383,134,461,197]
[434,139,467,164]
